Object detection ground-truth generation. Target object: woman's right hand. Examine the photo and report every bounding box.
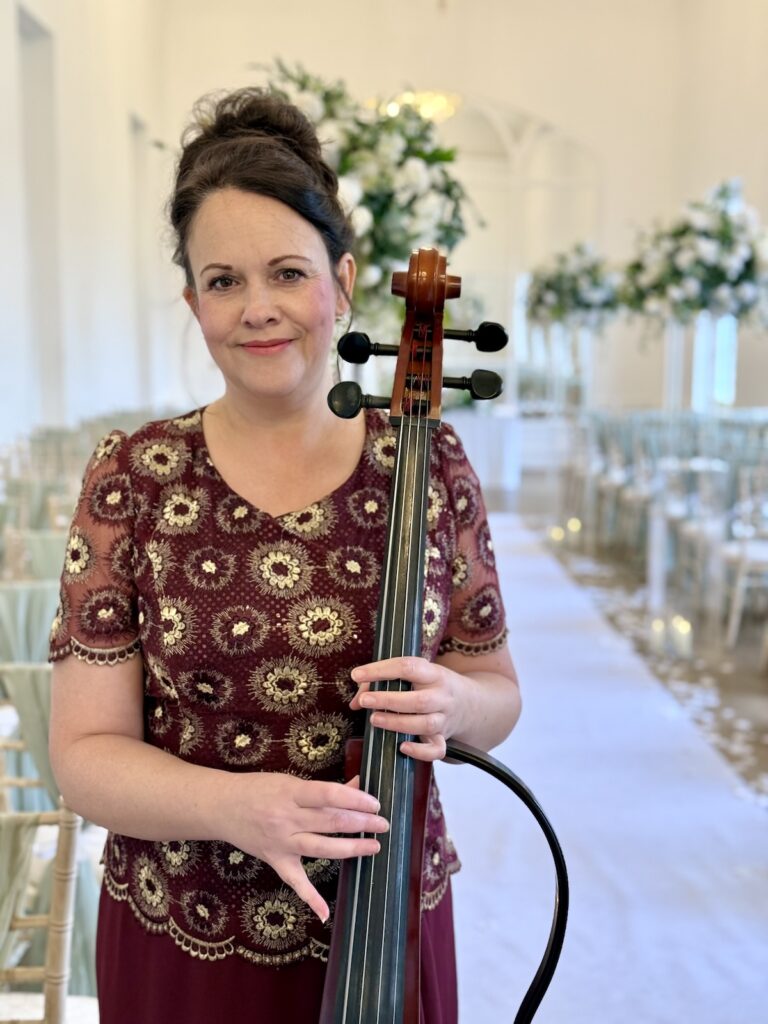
[220,772,389,922]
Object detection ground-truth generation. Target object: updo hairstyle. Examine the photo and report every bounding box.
[169,88,354,288]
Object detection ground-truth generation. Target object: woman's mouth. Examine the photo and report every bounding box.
[240,339,292,354]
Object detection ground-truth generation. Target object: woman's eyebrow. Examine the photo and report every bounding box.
[267,255,313,266]
[200,262,233,275]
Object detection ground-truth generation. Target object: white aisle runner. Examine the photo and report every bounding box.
[436,515,768,1024]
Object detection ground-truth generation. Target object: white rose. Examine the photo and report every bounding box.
[543,290,557,306]
[713,284,733,308]
[682,278,702,299]
[695,237,721,265]
[722,251,746,281]
[377,133,406,164]
[412,192,446,232]
[350,204,374,237]
[394,156,431,199]
[736,281,758,304]
[293,90,324,123]
[359,264,384,288]
[643,297,664,316]
[667,284,685,303]
[756,235,768,263]
[686,206,714,233]
[337,174,364,213]
[674,248,697,272]
[355,155,381,189]
[318,119,346,170]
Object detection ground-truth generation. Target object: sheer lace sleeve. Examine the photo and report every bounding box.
[435,423,508,657]
[48,431,140,665]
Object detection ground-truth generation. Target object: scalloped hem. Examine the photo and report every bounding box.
[50,637,141,665]
[438,627,509,656]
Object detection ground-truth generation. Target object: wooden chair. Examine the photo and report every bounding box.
[0,804,97,1024]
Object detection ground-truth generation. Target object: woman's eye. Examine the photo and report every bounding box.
[209,275,236,290]
[278,268,306,282]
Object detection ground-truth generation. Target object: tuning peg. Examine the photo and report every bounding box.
[327,381,391,419]
[442,369,503,401]
[443,321,508,352]
[338,332,399,364]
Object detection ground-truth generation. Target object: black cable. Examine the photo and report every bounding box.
[444,740,569,1024]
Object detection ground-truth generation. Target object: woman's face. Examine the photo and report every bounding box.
[184,188,355,410]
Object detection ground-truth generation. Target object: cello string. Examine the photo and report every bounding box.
[385,272,436,1021]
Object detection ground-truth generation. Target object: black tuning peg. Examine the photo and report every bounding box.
[338,332,399,364]
[443,321,508,352]
[327,381,391,419]
[442,370,503,401]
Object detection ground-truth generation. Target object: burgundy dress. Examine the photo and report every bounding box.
[49,408,508,1023]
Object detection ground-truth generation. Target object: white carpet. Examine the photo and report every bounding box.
[437,515,768,1024]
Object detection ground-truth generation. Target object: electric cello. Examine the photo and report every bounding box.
[320,248,568,1024]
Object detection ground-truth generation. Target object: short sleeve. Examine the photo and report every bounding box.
[48,431,141,665]
[435,424,508,657]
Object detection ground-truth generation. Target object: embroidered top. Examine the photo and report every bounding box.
[49,408,508,965]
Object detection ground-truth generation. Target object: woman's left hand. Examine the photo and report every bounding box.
[349,656,469,762]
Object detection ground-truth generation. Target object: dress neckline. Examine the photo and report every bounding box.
[194,405,375,521]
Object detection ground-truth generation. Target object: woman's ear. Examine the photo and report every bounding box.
[335,253,357,318]
[183,285,199,319]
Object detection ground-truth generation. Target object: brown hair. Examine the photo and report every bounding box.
[169,88,354,287]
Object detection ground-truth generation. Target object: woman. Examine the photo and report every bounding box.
[48,88,521,1023]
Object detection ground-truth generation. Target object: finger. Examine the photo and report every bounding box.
[300,780,380,814]
[359,688,443,714]
[400,735,447,762]
[298,807,390,836]
[293,833,383,861]
[369,710,446,737]
[276,857,329,923]
[352,656,438,687]
[349,683,371,710]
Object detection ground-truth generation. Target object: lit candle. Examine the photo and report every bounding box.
[648,617,667,655]
[671,615,693,659]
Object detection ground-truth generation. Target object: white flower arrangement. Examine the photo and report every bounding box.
[621,179,768,324]
[526,243,620,329]
[260,61,469,323]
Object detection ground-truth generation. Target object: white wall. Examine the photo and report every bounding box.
[0,0,181,448]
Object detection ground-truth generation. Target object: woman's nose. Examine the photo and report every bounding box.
[241,284,280,327]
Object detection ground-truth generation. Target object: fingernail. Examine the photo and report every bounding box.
[360,695,374,707]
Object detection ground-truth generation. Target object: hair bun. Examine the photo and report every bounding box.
[184,87,337,194]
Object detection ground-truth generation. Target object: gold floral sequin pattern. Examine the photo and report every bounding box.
[285,596,357,657]
[214,718,271,767]
[184,545,236,591]
[158,487,208,535]
[325,545,379,590]
[249,541,313,597]
[90,472,133,523]
[158,597,196,655]
[240,889,309,952]
[286,713,350,772]
[280,499,336,539]
[158,839,200,877]
[49,408,507,967]
[211,605,269,656]
[63,529,92,582]
[132,438,188,482]
[214,494,263,534]
[248,657,318,713]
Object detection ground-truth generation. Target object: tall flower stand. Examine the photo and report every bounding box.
[663,319,687,412]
